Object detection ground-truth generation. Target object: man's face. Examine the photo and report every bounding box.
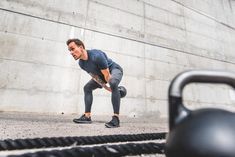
[68,42,83,60]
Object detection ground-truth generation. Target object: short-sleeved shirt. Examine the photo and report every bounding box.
[79,49,122,81]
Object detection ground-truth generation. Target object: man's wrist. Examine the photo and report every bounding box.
[107,75,112,83]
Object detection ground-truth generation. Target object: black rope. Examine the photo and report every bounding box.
[7,142,165,157]
[0,132,166,151]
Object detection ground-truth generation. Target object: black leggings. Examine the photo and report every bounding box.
[83,70,122,114]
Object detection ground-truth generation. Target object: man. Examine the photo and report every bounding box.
[66,39,123,128]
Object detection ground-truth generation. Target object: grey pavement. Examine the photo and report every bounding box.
[0,112,168,157]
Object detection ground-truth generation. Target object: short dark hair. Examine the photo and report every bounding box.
[66,38,85,49]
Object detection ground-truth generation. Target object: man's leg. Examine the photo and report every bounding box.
[105,68,123,128]
[109,78,121,115]
[73,79,101,123]
[84,79,102,115]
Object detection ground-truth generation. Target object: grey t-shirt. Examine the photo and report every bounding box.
[79,49,121,81]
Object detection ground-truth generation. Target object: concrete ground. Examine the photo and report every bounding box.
[0,111,168,157]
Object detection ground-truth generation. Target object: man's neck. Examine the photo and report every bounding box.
[80,49,88,60]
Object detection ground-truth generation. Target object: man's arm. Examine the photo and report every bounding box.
[89,73,112,92]
[101,68,111,83]
[95,52,111,82]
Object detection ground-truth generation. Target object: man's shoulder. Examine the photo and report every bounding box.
[88,49,105,60]
[88,49,104,55]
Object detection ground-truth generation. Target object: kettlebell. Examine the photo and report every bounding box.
[165,70,235,157]
[118,86,127,98]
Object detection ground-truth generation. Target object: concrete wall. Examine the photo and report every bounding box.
[0,0,235,118]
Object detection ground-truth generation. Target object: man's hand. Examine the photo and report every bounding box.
[101,68,111,83]
[89,73,112,92]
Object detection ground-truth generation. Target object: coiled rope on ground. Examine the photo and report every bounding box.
[7,142,165,157]
[0,132,166,150]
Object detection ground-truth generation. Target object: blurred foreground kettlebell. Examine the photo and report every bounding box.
[118,86,127,98]
[165,70,235,157]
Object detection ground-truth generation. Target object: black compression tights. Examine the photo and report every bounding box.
[83,78,121,114]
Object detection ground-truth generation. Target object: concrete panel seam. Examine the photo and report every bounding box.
[171,0,235,31]
[0,7,234,65]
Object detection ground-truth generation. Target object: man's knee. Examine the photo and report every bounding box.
[84,84,93,93]
[109,78,119,90]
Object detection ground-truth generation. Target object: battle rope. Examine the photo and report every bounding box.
[8,142,165,157]
[0,132,166,151]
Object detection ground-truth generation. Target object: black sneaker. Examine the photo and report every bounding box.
[73,114,92,124]
[105,116,120,128]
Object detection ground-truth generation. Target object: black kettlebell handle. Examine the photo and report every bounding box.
[168,70,235,130]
